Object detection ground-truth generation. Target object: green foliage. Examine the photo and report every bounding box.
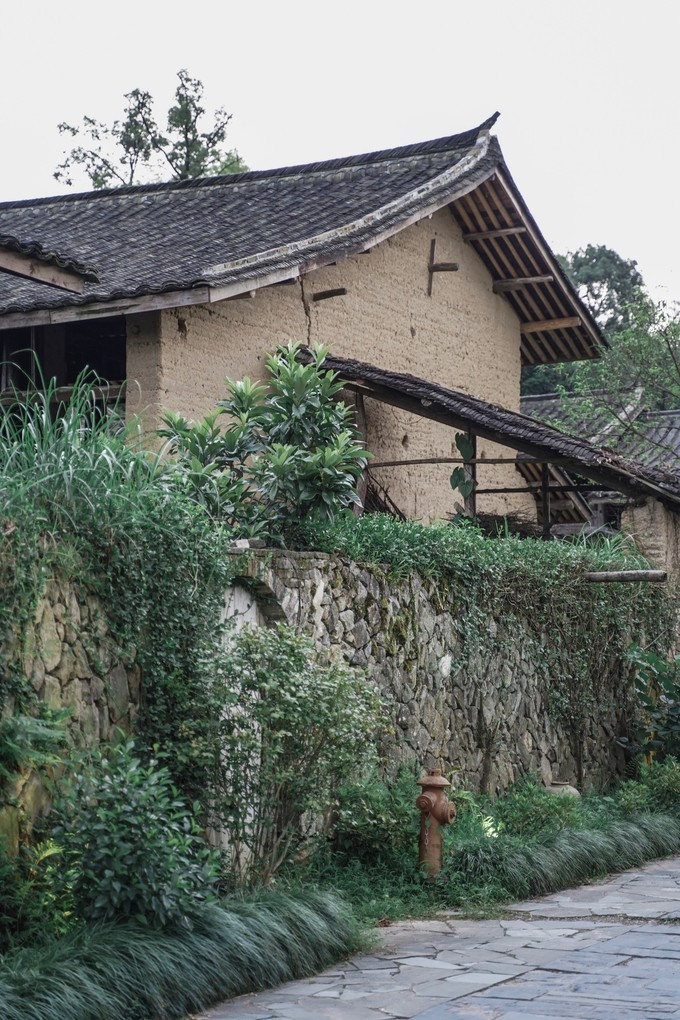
[0,889,361,1020]
[301,766,680,922]
[621,646,680,758]
[159,343,369,543]
[331,765,420,868]
[52,741,217,929]
[217,625,380,884]
[0,841,68,952]
[637,757,680,810]
[0,371,238,813]
[55,68,247,188]
[559,244,646,338]
[0,711,69,788]
[492,778,580,838]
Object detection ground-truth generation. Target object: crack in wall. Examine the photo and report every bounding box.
[299,277,312,343]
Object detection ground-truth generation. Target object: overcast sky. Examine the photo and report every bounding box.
[3,0,678,301]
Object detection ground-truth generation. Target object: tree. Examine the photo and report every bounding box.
[54,70,247,189]
[522,243,647,396]
[521,244,680,464]
[536,300,680,463]
[558,244,646,338]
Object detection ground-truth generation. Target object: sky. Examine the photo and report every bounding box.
[2,0,678,302]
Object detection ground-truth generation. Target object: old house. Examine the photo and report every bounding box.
[0,113,610,521]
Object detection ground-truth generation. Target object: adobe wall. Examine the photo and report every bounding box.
[622,498,680,580]
[233,551,634,793]
[125,209,535,521]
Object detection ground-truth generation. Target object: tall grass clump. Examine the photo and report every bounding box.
[0,889,361,1020]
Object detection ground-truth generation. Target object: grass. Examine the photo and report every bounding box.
[0,889,361,1020]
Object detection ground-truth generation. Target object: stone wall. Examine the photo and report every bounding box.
[232,551,632,793]
[0,577,137,854]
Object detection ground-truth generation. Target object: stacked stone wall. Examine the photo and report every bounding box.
[233,551,632,792]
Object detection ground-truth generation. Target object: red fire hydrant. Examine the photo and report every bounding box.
[416,768,456,879]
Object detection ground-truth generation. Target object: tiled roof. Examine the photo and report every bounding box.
[0,233,99,281]
[520,393,680,475]
[0,117,499,317]
[0,115,604,364]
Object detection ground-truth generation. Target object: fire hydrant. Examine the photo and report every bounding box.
[416,768,456,879]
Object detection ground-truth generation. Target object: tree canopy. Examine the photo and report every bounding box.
[522,245,679,464]
[54,70,247,190]
[557,244,645,338]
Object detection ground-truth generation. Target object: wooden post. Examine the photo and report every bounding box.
[541,463,551,539]
[464,431,477,517]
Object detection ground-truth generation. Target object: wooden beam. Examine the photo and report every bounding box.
[370,456,553,468]
[584,570,667,584]
[493,275,554,293]
[312,288,347,302]
[427,238,459,296]
[463,226,527,241]
[0,247,87,293]
[521,316,582,334]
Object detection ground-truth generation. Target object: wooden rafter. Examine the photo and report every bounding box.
[521,316,582,335]
[493,275,554,292]
[463,226,527,241]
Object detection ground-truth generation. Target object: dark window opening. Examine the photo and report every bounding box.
[1,316,126,394]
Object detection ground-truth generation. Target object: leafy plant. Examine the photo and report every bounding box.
[52,741,217,928]
[0,841,68,952]
[217,625,380,884]
[621,645,680,758]
[159,343,369,542]
[0,711,69,788]
[491,777,580,838]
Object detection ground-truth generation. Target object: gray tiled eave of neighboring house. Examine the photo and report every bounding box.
[0,119,499,317]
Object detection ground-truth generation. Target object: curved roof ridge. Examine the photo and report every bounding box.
[0,233,99,280]
[0,114,500,211]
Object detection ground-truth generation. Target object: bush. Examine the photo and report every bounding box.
[0,841,67,952]
[639,756,680,810]
[159,343,368,541]
[622,646,680,758]
[53,741,217,928]
[218,625,380,884]
[492,778,581,838]
[331,765,420,867]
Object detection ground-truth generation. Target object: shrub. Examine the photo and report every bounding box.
[492,778,581,838]
[217,625,380,884]
[639,756,680,810]
[0,841,67,952]
[331,765,420,867]
[53,741,217,928]
[622,645,680,758]
[159,343,369,542]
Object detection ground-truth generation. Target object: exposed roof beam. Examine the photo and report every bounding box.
[493,275,554,293]
[521,316,582,334]
[0,246,86,293]
[463,226,527,241]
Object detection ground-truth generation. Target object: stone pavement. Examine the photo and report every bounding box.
[197,857,680,1020]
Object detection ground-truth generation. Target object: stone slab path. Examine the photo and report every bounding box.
[197,858,680,1020]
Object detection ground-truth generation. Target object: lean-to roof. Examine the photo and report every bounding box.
[305,350,680,509]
